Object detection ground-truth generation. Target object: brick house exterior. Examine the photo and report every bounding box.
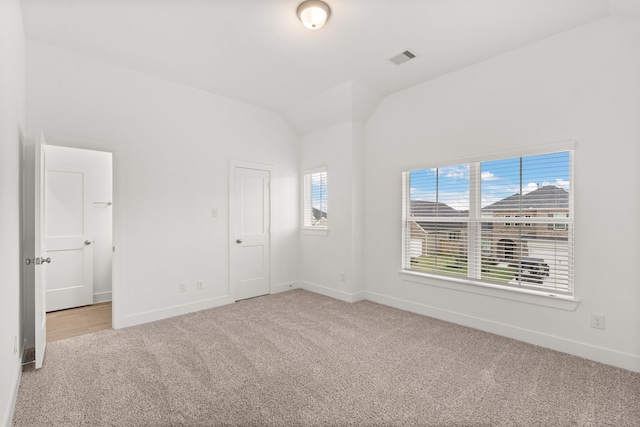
[410,186,569,262]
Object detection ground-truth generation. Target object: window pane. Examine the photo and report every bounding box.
[409,169,438,216]
[303,170,327,228]
[478,152,571,293]
[409,221,468,278]
[410,165,469,217]
[481,157,521,211]
[311,171,327,223]
[480,222,572,292]
[522,152,570,211]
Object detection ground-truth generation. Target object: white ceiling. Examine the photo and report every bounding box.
[20,0,636,133]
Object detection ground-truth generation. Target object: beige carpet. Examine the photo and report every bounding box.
[13,289,640,426]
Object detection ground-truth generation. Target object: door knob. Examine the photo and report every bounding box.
[25,257,51,265]
[236,239,243,244]
[85,240,93,245]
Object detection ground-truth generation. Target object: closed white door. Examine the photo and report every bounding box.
[44,147,94,312]
[231,166,271,301]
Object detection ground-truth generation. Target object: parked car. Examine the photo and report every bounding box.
[514,257,550,284]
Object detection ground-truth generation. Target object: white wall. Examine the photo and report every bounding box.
[364,16,640,372]
[26,41,300,327]
[299,122,365,301]
[0,0,25,424]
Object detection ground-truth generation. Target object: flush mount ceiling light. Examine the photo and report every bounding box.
[297,0,331,30]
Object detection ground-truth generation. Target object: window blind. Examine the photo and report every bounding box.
[303,169,327,228]
[403,149,573,296]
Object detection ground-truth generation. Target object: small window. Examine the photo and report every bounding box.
[554,213,568,230]
[303,168,327,229]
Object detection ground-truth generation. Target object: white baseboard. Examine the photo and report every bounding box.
[122,295,234,328]
[122,283,301,329]
[3,356,22,427]
[271,282,299,294]
[300,281,364,303]
[93,291,112,304]
[364,290,640,373]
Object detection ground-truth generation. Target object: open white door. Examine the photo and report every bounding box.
[34,132,48,369]
[231,165,271,301]
[44,146,94,312]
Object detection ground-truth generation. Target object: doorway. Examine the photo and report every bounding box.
[44,145,113,315]
[23,135,119,367]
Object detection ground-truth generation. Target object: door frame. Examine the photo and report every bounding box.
[228,160,273,301]
[41,135,124,329]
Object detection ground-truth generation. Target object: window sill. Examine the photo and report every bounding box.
[302,227,329,237]
[399,270,580,311]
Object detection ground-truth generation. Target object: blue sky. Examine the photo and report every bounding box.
[410,151,570,210]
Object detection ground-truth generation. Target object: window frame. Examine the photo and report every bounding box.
[553,213,568,231]
[302,166,328,235]
[401,142,575,298]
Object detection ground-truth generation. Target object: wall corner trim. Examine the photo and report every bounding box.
[300,281,364,303]
[2,358,23,427]
[271,282,301,294]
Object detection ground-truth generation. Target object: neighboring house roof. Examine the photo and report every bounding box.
[483,185,569,211]
[312,207,327,222]
[410,200,468,218]
[410,201,467,233]
[409,185,568,234]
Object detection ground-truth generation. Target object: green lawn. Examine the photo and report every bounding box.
[411,255,515,284]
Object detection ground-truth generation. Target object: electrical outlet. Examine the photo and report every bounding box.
[179,283,186,293]
[13,337,17,355]
[591,313,605,330]
[340,272,346,282]
[197,280,204,290]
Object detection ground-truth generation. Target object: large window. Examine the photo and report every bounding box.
[402,147,573,296]
[303,168,328,229]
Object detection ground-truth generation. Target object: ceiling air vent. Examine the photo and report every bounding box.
[388,50,417,66]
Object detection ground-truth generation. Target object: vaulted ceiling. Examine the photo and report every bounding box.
[20,0,640,134]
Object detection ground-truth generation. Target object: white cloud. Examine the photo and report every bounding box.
[439,165,469,180]
[523,182,539,194]
[410,188,435,201]
[542,178,570,191]
[481,171,498,181]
